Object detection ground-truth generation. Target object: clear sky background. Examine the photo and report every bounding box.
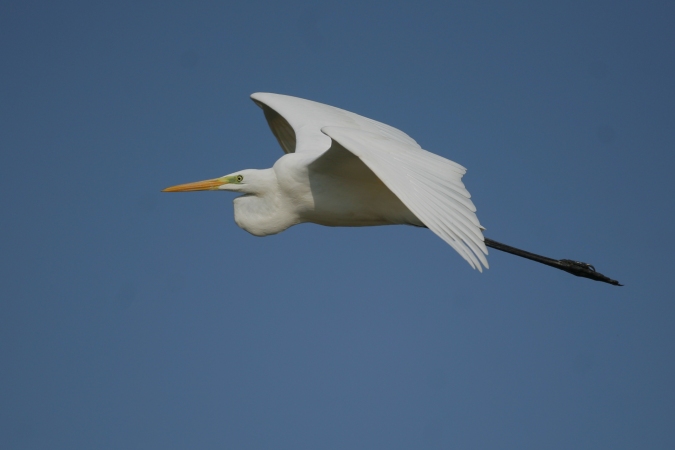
[1,1,674,448]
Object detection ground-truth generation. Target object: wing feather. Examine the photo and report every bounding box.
[251,93,420,154]
[371,154,482,242]
[410,179,486,244]
[406,193,483,270]
[321,126,488,271]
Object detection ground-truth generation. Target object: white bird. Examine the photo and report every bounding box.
[164,93,621,285]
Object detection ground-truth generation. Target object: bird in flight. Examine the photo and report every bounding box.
[164,93,620,285]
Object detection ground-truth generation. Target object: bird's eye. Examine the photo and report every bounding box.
[236,175,244,183]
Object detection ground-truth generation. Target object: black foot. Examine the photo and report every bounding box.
[559,259,623,286]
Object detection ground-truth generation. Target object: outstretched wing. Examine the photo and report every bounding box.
[321,127,488,271]
[251,92,420,154]
[251,93,487,270]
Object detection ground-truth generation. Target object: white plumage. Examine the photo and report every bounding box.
[164,93,488,271]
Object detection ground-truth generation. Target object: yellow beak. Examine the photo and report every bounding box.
[162,177,228,192]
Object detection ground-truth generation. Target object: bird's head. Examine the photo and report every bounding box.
[162,169,274,196]
[163,168,288,236]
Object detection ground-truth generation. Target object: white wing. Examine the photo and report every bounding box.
[251,92,420,154]
[251,93,487,270]
[322,127,488,271]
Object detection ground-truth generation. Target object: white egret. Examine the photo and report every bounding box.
[164,93,620,285]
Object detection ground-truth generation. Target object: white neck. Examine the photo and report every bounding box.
[231,169,299,236]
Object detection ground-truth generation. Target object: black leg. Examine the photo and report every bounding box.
[484,238,622,286]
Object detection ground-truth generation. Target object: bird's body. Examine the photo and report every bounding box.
[164,92,621,285]
[235,151,423,237]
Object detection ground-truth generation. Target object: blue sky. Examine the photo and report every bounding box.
[1,1,674,448]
